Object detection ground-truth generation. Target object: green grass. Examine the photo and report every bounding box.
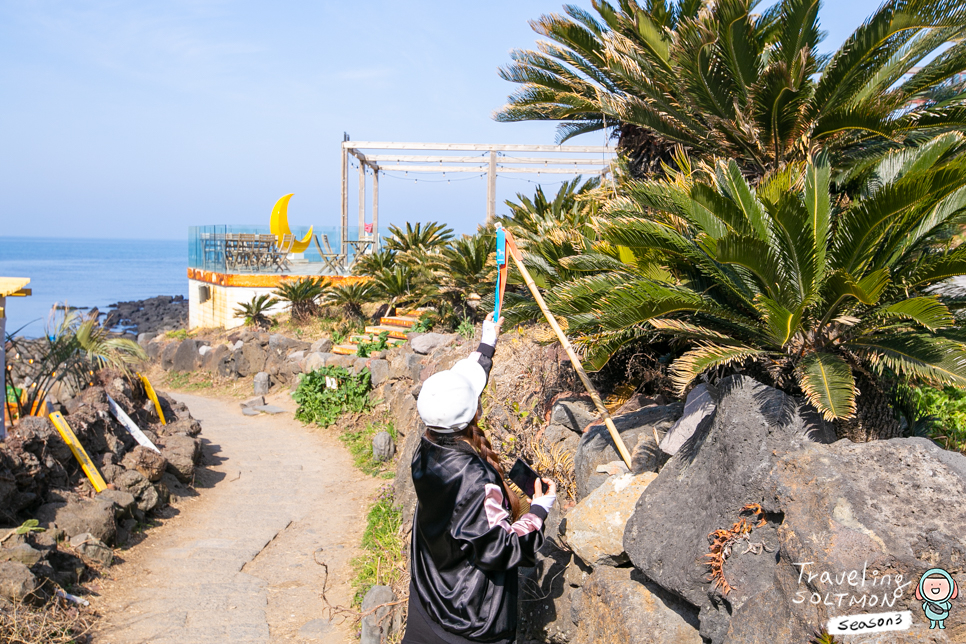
[165,371,214,391]
[339,420,397,477]
[350,485,404,607]
[164,329,192,340]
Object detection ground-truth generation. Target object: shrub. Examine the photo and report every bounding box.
[904,384,966,454]
[274,277,328,322]
[356,331,389,358]
[293,365,372,427]
[233,294,279,330]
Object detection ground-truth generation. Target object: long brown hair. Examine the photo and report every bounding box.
[426,418,523,519]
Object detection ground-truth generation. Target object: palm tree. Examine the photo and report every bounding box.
[274,277,329,322]
[234,294,280,330]
[549,135,966,440]
[5,310,146,418]
[325,282,377,320]
[497,0,966,179]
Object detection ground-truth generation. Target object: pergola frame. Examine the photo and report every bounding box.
[341,141,616,254]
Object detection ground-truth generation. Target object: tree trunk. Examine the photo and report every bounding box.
[834,372,904,442]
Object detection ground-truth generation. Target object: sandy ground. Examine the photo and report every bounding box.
[89,390,383,644]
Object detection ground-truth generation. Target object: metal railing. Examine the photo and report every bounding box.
[188,225,377,275]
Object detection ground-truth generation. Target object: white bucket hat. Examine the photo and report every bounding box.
[417,358,487,432]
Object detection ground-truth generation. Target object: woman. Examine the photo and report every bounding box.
[402,314,556,644]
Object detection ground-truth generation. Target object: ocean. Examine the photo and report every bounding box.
[0,237,188,338]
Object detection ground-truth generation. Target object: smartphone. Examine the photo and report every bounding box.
[508,458,540,498]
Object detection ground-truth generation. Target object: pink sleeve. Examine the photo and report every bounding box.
[482,483,544,536]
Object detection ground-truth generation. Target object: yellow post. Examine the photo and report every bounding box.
[499,227,633,469]
[138,373,166,425]
[48,412,108,493]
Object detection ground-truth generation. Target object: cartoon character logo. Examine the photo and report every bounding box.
[916,568,959,629]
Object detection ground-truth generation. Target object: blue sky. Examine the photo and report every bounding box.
[0,0,884,240]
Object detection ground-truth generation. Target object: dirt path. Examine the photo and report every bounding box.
[92,392,383,644]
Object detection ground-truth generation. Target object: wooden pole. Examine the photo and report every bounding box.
[372,169,379,249]
[358,162,366,239]
[500,227,633,468]
[341,144,348,257]
[487,151,497,223]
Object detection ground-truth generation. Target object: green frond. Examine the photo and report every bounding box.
[669,342,766,395]
[847,334,966,387]
[797,352,857,420]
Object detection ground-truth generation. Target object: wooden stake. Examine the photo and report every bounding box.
[499,227,633,468]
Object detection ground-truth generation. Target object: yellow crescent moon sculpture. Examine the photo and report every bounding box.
[270,193,313,253]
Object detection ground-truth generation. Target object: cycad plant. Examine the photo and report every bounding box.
[325,282,377,320]
[352,248,398,277]
[435,229,496,321]
[5,310,146,418]
[495,177,606,322]
[497,0,966,179]
[233,294,280,330]
[274,277,329,322]
[385,222,454,264]
[372,265,431,314]
[553,135,966,439]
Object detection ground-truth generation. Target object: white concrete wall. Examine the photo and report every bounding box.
[188,280,287,330]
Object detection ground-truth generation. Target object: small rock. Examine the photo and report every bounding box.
[301,352,326,373]
[659,383,715,456]
[164,417,202,437]
[97,489,137,518]
[410,332,458,355]
[361,585,399,644]
[0,561,38,601]
[69,533,114,567]
[241,396,265,409]
[0,544,43,567]
[575,566,701,643]
[198,345,211,356]
[369,359,390,386]
[288,350,306,363]
[35,497,116,544]
[299,618,333,640]
[311,338,333,354]
[353,357,369,375]
[171,339,200,372]
[575,404,682,500]
[253,405,285,415]
[551,399,597,433]
[372,431,396,462]
[564,472,657,566]
[253,372,271,395]
[121,445,168,482]
[242,408,260,417]
[232,340,244,350]
[595,460,630,476]
[114,470,160,513]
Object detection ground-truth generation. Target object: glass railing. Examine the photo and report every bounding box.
[187,225,378,275]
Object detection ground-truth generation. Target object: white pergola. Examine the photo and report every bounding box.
[340,141,617,254]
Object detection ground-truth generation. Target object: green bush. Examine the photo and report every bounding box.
[905,385,966,454]
[293,365,372,427]
[356,331,389,357]
[350,485,404,607]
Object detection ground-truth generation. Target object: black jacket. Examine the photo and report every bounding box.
[410,438,547,641]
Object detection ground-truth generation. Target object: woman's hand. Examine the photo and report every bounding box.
[481,312,504,346]
[533,477,557,500]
